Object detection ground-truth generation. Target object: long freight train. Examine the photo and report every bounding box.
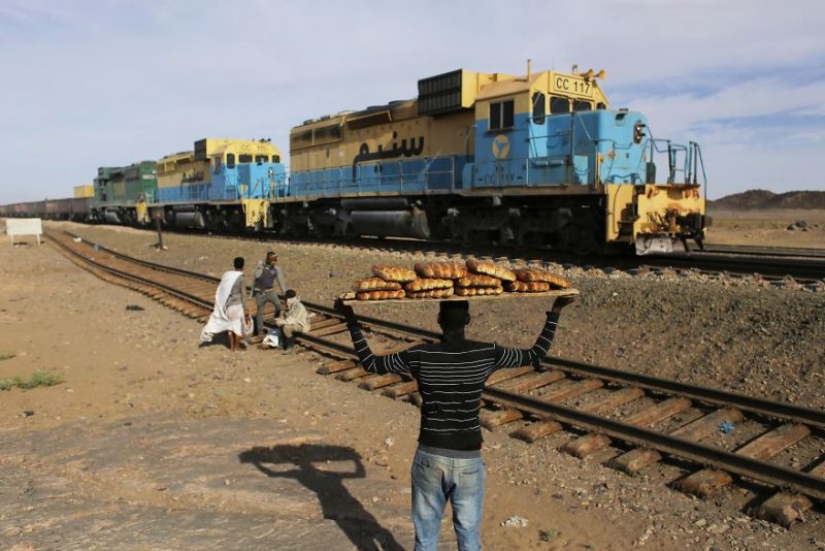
[0,63,709,254]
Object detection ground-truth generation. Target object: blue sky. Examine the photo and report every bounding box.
[1,0,823,203]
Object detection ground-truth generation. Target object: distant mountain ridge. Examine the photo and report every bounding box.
[709,189,825,210]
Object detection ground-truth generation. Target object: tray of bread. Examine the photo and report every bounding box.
[339,259,578,304]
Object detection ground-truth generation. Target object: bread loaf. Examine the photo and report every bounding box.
[513,268,571,289]
[542,273,571,289]
[455,273,501,288]
[404,278,454,292]
[349,261,569,300]
[372,264,417,283]
[414,261,467,279]
[356,289,406,301]
[465,259,516,282]
[406,288,455,299]
[513,268,542,282]
[504,281,551,293]
[354,277,403,292]
[456,286,503,296]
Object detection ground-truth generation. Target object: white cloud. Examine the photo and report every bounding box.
[1,0,824,202]
[634,75,825,138]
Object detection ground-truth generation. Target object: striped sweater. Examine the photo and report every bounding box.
[347,312,561,451]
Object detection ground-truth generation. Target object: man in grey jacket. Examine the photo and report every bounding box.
[252,251,287,336]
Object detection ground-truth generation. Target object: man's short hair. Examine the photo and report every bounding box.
[285,289,297,299]
[439,300,470,328]
[234,257,245,270]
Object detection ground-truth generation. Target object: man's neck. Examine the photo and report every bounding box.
[441,330,466,343]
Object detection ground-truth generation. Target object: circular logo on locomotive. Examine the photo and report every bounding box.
[492,135,510,160]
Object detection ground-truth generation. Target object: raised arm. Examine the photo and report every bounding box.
[493,294,576,370]
[334,298,409,375]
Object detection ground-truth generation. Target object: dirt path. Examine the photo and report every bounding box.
[1,223,822,550]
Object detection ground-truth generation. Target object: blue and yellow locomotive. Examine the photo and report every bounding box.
[282,63,708,253]
[152,138,286,230]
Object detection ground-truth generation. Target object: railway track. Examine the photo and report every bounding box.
[114,222,825,288]
[48,230,219,320]
[642,250,825,284]
[81,221,825,286]
[703,243,825,259]
[47,227,825,528]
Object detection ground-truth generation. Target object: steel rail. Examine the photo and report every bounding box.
[545,357,825,429]
[298,315,825,501]
[297,331,359,357]
[641,253,825,281]
[306,303,825,430]
[56,229,221,283]
[482,386,825,502]
[703,244,825,259]
[63,223,825,284]
[48,232,214,309]
[305,300,442,341]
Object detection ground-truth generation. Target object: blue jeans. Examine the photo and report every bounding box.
[411,448,485,551]
[255,291,280,335]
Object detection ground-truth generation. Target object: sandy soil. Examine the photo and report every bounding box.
[1,212,824,550]
[704,208,825,248]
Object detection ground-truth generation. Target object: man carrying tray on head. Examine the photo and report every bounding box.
[334,294,577,551]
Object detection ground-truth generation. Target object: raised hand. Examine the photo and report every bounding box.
[551,294,577,313]
[334,298,357,324]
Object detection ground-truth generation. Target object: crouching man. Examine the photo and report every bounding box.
[274,289,310,353]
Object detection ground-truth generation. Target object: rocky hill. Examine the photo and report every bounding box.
[709,189,825,210]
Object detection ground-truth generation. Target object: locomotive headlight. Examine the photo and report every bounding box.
[633,122,647,144]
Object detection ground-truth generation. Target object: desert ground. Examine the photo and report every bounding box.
[703,208,825,248]
[1,210,824,550]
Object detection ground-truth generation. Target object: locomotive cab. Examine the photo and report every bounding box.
[468,66,709,254]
